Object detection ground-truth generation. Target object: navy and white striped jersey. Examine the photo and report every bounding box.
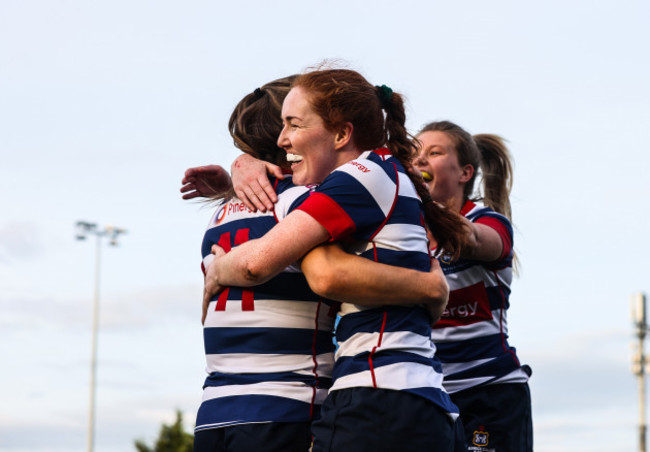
[195,176,337,433]
[431,200,529,394]
[297,148,459,420]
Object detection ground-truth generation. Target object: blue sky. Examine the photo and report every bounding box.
[1,1,649,451]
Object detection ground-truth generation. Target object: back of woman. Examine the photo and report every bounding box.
[197,176,336,434]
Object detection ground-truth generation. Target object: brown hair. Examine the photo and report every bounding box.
[293,69,466,258]
[418,121,514,221]
[229,75,297,168]
[208,75,296,201]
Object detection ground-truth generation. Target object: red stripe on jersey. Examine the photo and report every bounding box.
[495,269,521,366]
[241,289,254,311]
[475,216,512,260]
[460,200,476,216]
[215,288,230,311]
[234,228,249,246]
[297,192,356,240]
[372,147,392,158]
[368,310,388,388]
[310,299,322,420]
[217,232,231,252]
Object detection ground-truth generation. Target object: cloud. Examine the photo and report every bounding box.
[0,222,42,262]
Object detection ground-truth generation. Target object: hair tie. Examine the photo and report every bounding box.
[253,88,264,99]
[375,84,393,110]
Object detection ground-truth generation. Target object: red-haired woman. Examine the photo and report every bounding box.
[201,69,466,451]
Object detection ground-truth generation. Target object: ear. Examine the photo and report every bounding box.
[459,164,474,183]
[334,122,353,150]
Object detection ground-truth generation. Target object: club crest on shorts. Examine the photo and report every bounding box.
[472,427,489,447]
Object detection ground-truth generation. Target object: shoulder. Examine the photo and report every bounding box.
[465,201,512,232]
[275,179,312,220]
[321,150,403,191]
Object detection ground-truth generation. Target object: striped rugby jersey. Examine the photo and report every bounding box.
[431,200,529,394]
[297,148,459,419]
[195,176,337,433]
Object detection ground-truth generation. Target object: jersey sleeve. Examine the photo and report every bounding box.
[296,159,399,241]
[474,215,513,262]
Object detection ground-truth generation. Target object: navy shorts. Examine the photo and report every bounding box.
[311,387,464,452]
[452,382,533,452]
[193,421,311,452]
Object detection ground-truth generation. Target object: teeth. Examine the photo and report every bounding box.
[286,153,303,163]
[421,171,433,181]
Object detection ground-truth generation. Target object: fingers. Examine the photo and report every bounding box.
[182,192,201,200]
[257,173,279,206]
[265,162,285,181]
[236,186,271,213]
[202,290,210,325]
[180,181,202,200]
[210,244,225,257]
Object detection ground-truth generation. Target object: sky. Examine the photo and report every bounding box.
[1,1,649,451]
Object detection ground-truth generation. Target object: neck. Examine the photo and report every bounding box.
[449,193,466,213]
[336,146,363,167]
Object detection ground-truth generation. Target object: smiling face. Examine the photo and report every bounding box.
[277,87,341,186]
[414,130,474,211]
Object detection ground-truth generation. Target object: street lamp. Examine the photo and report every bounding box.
[76,221,127,452]
[632,292,648,452]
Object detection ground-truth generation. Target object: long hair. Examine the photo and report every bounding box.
[229,75,297,168]
[293,69,466,258]
[209,75,296,200]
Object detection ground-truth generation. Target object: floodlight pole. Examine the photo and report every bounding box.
[632,292,648,452]
[75,222,127,452]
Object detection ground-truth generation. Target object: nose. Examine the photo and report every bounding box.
[414,150,426,167]
[277,126,289,149]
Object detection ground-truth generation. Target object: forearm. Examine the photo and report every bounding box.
[213,239,276,286]
[461,217,504,262]
[209,210,330,287]
[302,244,448,307]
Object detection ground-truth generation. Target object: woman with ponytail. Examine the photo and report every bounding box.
[202,69,466,450]
[415,120,532,452]
[192,77,453,452]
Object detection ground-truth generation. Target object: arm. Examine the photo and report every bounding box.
[301,243,449,323]
[180,165,232,200]
[231,154,284,212]
[460,216,508,262]
[203,210,330,306]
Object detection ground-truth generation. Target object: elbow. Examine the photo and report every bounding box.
[305,266,341,299]
[243,260,272,285]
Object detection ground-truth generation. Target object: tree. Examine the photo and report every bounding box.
[134,409,194,452]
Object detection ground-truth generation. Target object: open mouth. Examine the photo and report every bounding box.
[286,153,303,163]
[421,171,433,181]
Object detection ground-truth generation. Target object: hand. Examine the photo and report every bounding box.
[231,154,283,212]
[202,244,227,324]
[424,259,449,325]
[181,165,232,200]
[406,163,427,190]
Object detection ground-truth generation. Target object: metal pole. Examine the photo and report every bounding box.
[76,221,126,452]
[86,233,101,452]
[640,330,646,452]
[633,293,647,452]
